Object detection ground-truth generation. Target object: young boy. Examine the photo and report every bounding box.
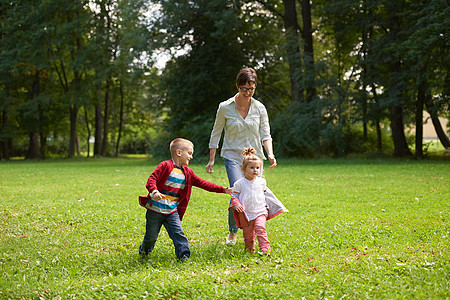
[139,138,233,261]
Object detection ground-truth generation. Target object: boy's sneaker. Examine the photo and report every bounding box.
[139,244,149,256]
[178,255,190,262]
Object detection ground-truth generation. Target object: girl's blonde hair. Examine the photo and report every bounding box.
[241,147,261,172]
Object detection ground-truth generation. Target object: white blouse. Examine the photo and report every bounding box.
[232,177,268,221]
[208,95,272,163]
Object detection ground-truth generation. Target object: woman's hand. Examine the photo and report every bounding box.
[206,148,217,174]
[269,156,277,170]
[206,161,215,174]
[263,140,277,170]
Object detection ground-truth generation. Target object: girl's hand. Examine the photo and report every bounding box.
[234,204,244,213]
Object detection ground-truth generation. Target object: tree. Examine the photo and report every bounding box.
[252,0,317,103]
[148,0,247,153]
[45,0,92,158]
[0,0,154,159]
[1,0,60,159]
[402,0,450,153]
[283,0,304,102]
[87,0,150,157]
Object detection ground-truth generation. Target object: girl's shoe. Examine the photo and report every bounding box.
[226,236,236,245]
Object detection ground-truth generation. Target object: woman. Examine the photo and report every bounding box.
[206,67,277,244]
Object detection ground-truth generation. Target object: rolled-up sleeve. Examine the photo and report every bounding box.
[209,103,225,149]
[259,104,272,142]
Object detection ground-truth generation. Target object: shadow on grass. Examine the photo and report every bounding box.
[79,240,248,277]
[94,240,260,274]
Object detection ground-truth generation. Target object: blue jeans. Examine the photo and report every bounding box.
[140,210,190,260]
[224,158,244,234]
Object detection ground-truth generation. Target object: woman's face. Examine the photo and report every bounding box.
[237,82,256,101]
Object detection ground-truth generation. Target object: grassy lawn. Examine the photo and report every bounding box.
[0,157,448,299]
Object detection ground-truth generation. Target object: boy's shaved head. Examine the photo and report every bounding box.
[170,138,194,155]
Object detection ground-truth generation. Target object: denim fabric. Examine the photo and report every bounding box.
[224,158,244,233]
[140,210,190,260]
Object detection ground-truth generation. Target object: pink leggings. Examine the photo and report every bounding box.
[239,214,271,253]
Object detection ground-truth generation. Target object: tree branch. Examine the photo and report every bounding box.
[252,0,284,19]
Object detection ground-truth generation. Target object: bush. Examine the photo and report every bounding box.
[120,138,151,154]
[271,102,320,158]
[271,102,396,158]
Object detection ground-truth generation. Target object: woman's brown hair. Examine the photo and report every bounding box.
[236,68,257,87]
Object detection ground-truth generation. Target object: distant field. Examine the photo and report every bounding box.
[423,138,447,153]
[0,157,448,299]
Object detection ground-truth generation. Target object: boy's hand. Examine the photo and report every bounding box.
[223,186,233,194]
[152,191,165,201]
[234,204,244,213]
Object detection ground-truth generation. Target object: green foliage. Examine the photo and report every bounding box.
[271,101,320,157]
[151,0,246,152]
[0,0,154,159]
[1,0,448,160]
[147,0,292,158]
[0,157,448,298]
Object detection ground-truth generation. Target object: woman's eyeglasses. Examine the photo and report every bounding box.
[239,87,256,93]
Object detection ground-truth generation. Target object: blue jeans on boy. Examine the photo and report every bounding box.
[224,158,244,234]
[140,209,190,260]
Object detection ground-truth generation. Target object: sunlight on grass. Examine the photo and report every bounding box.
[0,157,448,299]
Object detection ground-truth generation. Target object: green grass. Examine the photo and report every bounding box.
[0,157,449,299]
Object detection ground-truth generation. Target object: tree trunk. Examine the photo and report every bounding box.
[40,133,47,160]
[383,3,411,157]
[371,84,382,151]
[362,92,368,142]
[94,103,103,156]
[301,0,316,102]
[68,104,78,158]
[283,0,303,102]
[415,77,426,158]
[26,132,40,159]
[39,100,46,160]
[361,30,369,142]
[1,108,10,160]
[84,107,91,158]
[100,80,111,156]
[27,70,41,159]
[425,97,450,149]
[115,80,124,157]
[389,105,412,157]
[375,118,382,151]
[76,136,81,156]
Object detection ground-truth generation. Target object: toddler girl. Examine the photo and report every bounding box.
[230,147,288,255]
